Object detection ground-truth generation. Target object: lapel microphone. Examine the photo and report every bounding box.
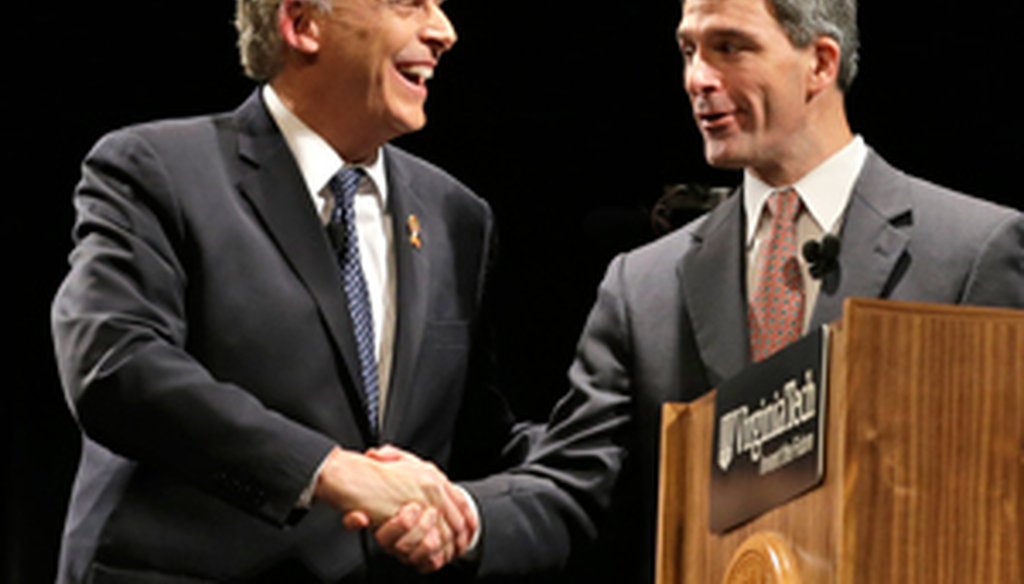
[802,234,841,279]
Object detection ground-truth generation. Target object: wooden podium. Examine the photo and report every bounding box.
[655,299,1023,584]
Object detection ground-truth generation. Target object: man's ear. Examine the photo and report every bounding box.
[279,0,322,54]
[807,35,842,96]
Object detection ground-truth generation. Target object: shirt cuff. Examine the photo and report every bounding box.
[297,454,331,509]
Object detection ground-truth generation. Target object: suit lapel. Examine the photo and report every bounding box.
[379,146,430,440]
[683,151,913,377]
[681,193,752,381]
[809,151,912,328]
[232,92,372,437]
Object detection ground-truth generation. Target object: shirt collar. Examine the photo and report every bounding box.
[743,135,868,244]
[262,84,389,206]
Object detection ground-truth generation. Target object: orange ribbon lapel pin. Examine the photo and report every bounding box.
[407,214,422,249]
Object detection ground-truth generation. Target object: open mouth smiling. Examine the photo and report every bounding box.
[395,63,434,88]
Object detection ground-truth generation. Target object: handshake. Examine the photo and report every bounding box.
[314,445,477,573]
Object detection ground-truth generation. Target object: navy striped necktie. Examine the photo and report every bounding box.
[328,167,379,435]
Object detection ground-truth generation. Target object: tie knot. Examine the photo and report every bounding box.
[329,166,366,206]
[767,188,801,224]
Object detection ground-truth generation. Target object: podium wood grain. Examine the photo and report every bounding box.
[655,298,1023,584]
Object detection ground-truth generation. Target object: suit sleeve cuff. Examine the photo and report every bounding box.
[455,484,482,560]
[296,450,333,509]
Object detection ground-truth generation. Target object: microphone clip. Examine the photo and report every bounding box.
[802,234,840,279]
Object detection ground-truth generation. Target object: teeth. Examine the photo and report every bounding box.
[398,65,434,83]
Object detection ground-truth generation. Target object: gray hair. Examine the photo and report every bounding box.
[767,0,859,91]
[235,0,332,81]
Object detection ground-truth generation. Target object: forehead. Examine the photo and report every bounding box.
[678,0,780,37]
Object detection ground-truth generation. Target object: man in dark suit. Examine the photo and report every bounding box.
[51,0,518,581]
[383,0,1024,581]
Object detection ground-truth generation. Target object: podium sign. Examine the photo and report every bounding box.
[710,328,830,533]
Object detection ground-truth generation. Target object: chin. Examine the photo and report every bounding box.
[703,143,748,170]
[386,108,427,137]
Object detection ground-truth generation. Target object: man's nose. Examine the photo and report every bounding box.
[685,52,722,95]
[423,2,457,55]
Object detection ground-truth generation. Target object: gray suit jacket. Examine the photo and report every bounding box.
[467,150,1023,582]
[52,92,516,583]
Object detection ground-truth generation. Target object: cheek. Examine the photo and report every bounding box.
[740,78,790,130]
[718,70,761,116]
[762,85,806,132]
[763,62,811,118]
[367,49,399,108]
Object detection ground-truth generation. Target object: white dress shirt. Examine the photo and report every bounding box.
[263,84,397,428]
[744,136,869,330]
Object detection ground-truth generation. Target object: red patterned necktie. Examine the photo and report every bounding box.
[748,188,804,362]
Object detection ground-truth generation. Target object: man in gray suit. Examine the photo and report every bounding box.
[381,0,1024,581]
[51,0,517,581]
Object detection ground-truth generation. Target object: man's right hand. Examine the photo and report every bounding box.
[314,446,474,567]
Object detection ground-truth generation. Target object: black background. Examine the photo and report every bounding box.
[5,2,1020,581]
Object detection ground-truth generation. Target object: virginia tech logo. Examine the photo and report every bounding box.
[716,370,818,473]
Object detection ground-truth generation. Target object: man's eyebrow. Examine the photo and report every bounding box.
[678,25,759,43]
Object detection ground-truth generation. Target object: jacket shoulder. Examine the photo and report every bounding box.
[862,151,1020,240]
[83,112,235,186]
[384,145,489,213]
[616,196,732,282]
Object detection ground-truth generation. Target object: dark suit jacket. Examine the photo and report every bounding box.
[466,150,1024,582]
[52,92,516,583]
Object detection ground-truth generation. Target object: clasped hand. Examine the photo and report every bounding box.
[315,445,476,573]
